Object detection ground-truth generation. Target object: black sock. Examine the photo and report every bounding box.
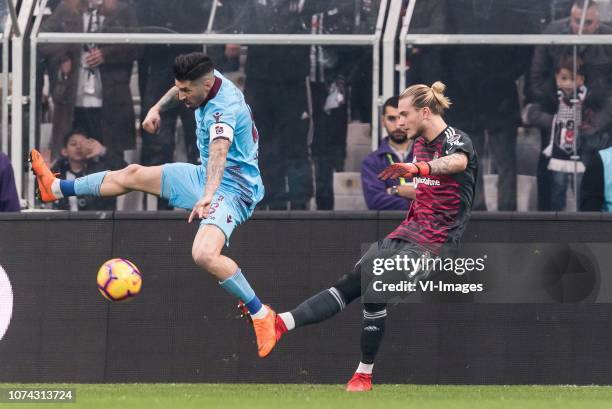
[360,305,387,364]
[290,287,346,328]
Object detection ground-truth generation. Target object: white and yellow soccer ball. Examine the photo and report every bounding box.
[96,258,142,302]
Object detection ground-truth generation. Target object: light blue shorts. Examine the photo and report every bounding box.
[160,163,255,243]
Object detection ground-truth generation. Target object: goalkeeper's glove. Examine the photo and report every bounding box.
[378,161,431,180]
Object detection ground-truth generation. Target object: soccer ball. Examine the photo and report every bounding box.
[96,258,142,302]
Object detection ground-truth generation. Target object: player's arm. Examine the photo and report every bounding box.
[428,152,468,175]
[142,87,180,134]
[188,138,231,223]
[155,86,181,112]
[204,138,231,198]
[378,153,467,180]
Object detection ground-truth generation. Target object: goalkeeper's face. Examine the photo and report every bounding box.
[175,77,212,109]
[397,97,426,140]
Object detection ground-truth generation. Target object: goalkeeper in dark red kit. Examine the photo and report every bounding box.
[245,82,478,391]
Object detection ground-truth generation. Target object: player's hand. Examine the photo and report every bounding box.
[80,138,106,159]
[142,106,162,134]
[188,194,214,223]
[378,162,430,180]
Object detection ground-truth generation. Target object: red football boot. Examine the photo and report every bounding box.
[346,373,372,392]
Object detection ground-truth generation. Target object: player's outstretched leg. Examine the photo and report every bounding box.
[274,258,363,346]
[192,224,276,358]
[346,303,387,392]
[271,243,367,350]
[29,149,62,202]
[30,148,162,202]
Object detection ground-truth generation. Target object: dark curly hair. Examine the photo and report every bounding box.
[173,52,214,82]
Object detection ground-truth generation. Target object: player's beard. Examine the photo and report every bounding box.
[408,124,425,140]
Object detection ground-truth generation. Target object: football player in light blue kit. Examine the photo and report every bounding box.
[29,53,278,357]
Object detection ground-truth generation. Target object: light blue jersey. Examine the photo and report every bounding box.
[160,70,264,242]
[194,70,264,206]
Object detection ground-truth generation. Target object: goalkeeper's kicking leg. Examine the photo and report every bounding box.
[260,240,391,391]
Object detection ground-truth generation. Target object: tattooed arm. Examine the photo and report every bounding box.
[156,87,180,112]
[204,138,231,197]
[428,152,468,175]
[188,138,231,222]
[142,87,180,134]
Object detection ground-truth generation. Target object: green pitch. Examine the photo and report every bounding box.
[2,384,612,409]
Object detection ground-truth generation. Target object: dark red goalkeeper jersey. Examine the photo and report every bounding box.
[387,126,478,254]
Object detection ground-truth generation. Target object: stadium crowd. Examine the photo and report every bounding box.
[21,0,612,213]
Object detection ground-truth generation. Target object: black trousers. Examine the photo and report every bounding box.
[245,79,312,209]
[140,62,198,167]
[310,82,348,210]
[73,107,102,144]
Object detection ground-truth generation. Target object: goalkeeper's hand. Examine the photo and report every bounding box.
[378,161,431,180]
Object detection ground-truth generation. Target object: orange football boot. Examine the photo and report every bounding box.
[252,305,277,358]
[237,302,280,357]
[29,148,59,202]
[346,373,373,392]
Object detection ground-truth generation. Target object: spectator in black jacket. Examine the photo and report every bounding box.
[230,0,315,210]
[530,0,612,210]
[51,129,126,211]
[580,146,612,211]
[0,152,20,212]
[442,0,545,211]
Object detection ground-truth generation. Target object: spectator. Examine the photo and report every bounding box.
[580,146,612,211]
[231,0,315,210]
[308,3,360,210]
[442,0,543,211]
[135,0,208,209]
[40,0,139,160]
[361,96,415,210]
[524,55,612,210]
[0,153,20,212]
[344,0,380,124]
[51,129,127,211]
[530,0,612,209]
[404,0,447,86]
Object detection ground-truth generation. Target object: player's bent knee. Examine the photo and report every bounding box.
[113,164,143,187]
[333,271,361,305]
[191,244,219,273]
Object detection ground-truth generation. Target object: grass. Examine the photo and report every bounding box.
[1,384,612,409]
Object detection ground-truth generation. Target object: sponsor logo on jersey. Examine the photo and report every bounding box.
[213,112,223,123]
[413,176,441,187]
[227,214,233,223]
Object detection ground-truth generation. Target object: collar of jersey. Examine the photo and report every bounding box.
[201,76,223,107]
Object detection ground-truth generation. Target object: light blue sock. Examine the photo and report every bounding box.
[74,171,108,197]
[219,269,263,314]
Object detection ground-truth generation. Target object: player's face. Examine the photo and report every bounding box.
[62,133,86,161]
[382,106,408,143]
[570,5,600,34]
[397,97,425,140]
[175,78,209,109]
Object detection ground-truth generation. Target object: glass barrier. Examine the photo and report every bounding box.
[40,0,382,35]
[402,43,612,212]
[34,41,373,211]
[404,0,612,35]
